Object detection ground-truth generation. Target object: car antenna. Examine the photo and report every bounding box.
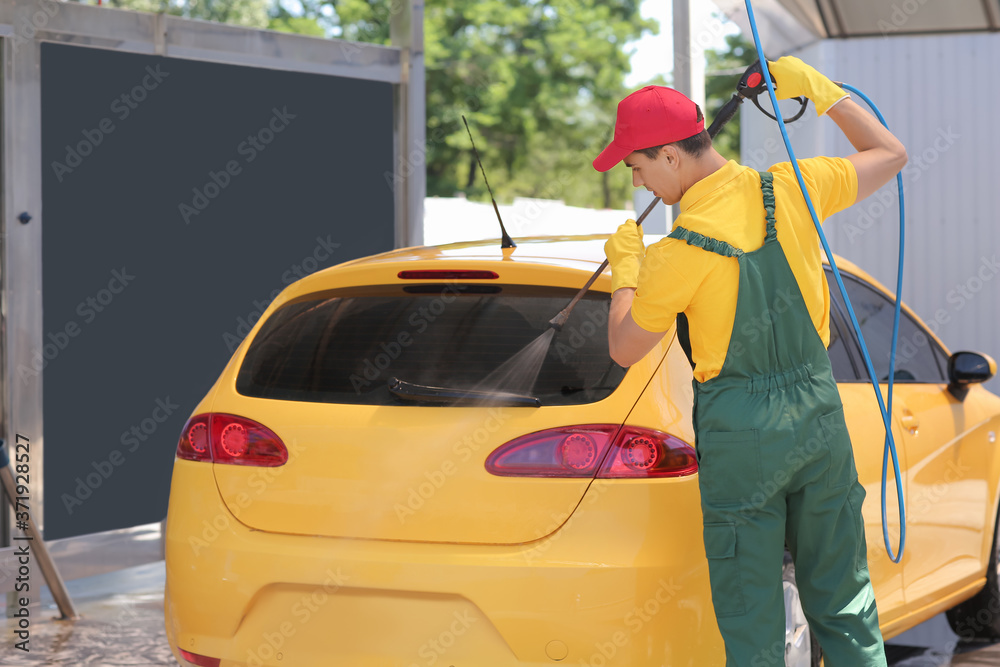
[462,115,515,249]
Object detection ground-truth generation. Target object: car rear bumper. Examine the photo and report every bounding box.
[164,460,723,666]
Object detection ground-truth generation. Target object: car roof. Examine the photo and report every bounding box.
[340,235,611,272]
[330,233,874,284]
[262,234,950,359]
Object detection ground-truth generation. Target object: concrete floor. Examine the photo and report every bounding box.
[886,617,1000,666]
[1,561,172,666]
[2,561,1000,666]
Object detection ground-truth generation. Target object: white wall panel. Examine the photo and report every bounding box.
[742,34,1000,392]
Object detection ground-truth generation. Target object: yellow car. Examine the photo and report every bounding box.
[164,234,1000,667]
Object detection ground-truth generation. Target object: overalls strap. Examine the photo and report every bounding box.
[758,170,778,244]
[666,225,744,258]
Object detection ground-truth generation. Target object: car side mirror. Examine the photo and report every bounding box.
[947,351,997,401]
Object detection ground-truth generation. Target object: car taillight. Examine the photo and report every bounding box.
[176,415,210,461]
[175,413,288,467]
[485,425,618,477]
[485,425,696,478]
[597,427,698,478]
[179,649,221,667]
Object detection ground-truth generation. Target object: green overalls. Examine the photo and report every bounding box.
[668,171,886,666]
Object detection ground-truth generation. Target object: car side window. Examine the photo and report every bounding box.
[826,308,858,382]
[932,344,951,380]
[827,271,947,383]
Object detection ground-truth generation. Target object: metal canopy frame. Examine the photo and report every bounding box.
[0,0,424,590]
[805,0,1000,37]
[715,0,1000,55]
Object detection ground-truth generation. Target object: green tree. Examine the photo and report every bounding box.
[704,31,756,161]
[422,1,652,210]
[281,0,652,209]
[268,14,327,37]
[103,0,271,29]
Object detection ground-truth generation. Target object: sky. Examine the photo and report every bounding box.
[627,0,741,88]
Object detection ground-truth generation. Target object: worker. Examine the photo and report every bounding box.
[594,57,907,666]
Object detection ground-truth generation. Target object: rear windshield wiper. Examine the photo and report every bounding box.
[387,377,541,408]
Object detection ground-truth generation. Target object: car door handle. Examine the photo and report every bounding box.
[899,413,920,436]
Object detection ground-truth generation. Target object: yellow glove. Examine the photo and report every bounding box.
[604,219,644,293]
[768,56,849,116]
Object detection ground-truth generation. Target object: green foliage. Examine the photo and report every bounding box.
[106,0,271,28]
[268,15,327,37]
[289,0,651,209]
[705,31,756,162]
[424,0,654,209]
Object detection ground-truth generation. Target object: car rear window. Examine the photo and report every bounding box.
[235,284,627,406]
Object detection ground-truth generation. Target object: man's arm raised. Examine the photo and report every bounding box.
[768,56,907,203]
[826,98,908,202]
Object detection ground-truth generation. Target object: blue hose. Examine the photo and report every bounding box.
[742,0,906,562]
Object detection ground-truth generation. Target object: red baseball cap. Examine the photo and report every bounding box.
[593,86,704,172]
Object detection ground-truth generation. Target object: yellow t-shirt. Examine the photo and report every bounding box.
[630,157,858,382]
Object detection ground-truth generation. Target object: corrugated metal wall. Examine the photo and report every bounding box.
[741,34,1000,393]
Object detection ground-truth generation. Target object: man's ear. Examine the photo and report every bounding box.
[660,144,681,169]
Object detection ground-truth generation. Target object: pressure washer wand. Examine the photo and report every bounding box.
[547,67,787,332]
[548,195,661,331]
[548,62,811,333]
